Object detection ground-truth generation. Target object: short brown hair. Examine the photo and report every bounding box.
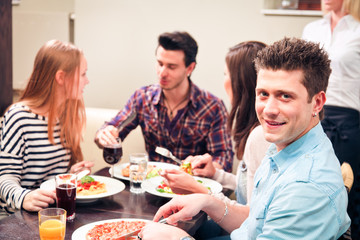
[158,31,198,67]
[254,37,331,119]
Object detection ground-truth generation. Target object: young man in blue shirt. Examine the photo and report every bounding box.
[138,37,351,240]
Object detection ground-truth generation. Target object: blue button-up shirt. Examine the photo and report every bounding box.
[231,123,350,239]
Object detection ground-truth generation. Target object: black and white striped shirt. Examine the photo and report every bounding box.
[0,104,70,213]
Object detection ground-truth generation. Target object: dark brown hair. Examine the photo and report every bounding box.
[227,41,267,159]
[254,37,331,119]
[158,31,198,67]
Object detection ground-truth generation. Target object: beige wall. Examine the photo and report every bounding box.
[75,0,321,110]
[13,0,321,110]
[12,0,75,90]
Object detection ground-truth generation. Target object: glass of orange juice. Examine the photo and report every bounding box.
[38,208,66,240]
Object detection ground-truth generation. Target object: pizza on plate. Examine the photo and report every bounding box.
[77,176,107,196]
[86,220,147,240]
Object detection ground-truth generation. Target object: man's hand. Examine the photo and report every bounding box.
[153,194,210,225]
[185,153,217,178]
[139,221,189,240]
[160,169,208,194]
[94,125,118,148]
[22,189,56,212]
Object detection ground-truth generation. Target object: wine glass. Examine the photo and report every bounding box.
[103,137,123,178]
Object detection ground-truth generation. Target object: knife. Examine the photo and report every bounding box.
[117,110,137,132]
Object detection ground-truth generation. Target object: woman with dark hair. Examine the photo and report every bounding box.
[160,41,270,206]
[0,40,93,214]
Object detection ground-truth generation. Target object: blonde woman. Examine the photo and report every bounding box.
[303,0,360,237]
[0,40,92,214]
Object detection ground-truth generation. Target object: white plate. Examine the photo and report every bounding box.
[112,161,179,181]
[72,218,149,240]
[141,176,223,198]
[40,175,125,203]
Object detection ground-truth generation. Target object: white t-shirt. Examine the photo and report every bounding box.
[242,125,270,203]
[212,125,270,205]
[302,14,360,112]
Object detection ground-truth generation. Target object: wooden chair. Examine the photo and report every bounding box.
[339,162,353,240]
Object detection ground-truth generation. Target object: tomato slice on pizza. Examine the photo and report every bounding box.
[77,176,107,196]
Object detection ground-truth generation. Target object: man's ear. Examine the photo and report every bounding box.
[55,70,65,85]
[186,62,196,77]
[313,91,326,114]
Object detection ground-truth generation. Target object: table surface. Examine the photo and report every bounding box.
[0,167,208,240]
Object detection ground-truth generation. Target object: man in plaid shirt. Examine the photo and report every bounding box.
[95,31,233,172]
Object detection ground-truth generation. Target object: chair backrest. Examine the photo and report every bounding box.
[341,162,354,193]
[81,107,146,172]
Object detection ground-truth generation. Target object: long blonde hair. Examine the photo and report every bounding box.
[19,40,86,166]
[322,0,360,21]
[344,0,360,21]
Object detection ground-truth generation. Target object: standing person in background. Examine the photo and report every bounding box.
[0,40,93,215]
[302,0,360,237]
[159,41,270,204]
[95,31,233,172]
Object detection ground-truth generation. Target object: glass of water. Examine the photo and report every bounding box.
[129,153,148,194]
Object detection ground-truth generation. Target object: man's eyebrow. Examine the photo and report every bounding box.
[255,88,266,92]
[255,88,297,95]
[275,89,297,95]
[157,60,178,66]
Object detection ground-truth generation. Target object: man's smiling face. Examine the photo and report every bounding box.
[255,69,316,151]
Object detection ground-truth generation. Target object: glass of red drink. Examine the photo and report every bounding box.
[103,137,122,178]
[55,174,77,221]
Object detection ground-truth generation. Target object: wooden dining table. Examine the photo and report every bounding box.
[0,167,210,240]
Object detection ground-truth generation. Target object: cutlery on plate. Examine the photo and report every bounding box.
[155,147,182,165]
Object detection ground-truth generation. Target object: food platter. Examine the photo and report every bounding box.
[112,161,178,181]
[141,176,223,198]
[40,175,125,203]
[71,218,149,240]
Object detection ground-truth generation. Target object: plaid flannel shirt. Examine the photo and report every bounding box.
[103,80,233,172]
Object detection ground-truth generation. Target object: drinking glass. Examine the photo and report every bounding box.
[38,208,66,240]
[103,137,123,178]
[129,153,148,194]
[55,174,76,221]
